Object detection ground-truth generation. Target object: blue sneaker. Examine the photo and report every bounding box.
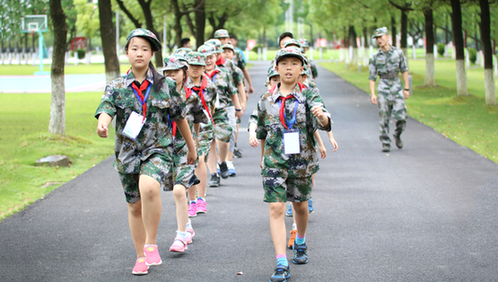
[292,242,309,264]
[216,163,220,175]
[285,204,293,217]
[269,264,290,282]
[308,199,314,214]
[227,161,236,177]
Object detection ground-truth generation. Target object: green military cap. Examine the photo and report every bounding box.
[267,65,279,79]
[214,29,230,39]
[126,28,161,51]
[372,27,388,39]
[161,55,188,72]
[221,42,235,52]
[185,52,206,66]
[299,38,309,48]
[284,39,302,48]
[197,44,217,56]
[275,47,306,66]
[173,47,192,57]
[205,39,223,53]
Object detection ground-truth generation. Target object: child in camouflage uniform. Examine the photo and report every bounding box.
[182,51,218,216]
[95,28,196,275]
[299,38,318,80]
[161,54,207,253]
[369,27,410,152]
[249,47,333,282]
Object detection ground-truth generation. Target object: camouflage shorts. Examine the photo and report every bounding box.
[226,106,237,151]
[173,144,200,189]
[262,169,312,203]
[118,155,174,203]
[198,123,214,159]
[213,108,233,143]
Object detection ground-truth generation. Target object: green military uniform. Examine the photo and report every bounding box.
[95,68,186,201]
[369,27,408,146]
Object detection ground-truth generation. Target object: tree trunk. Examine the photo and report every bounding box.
[424,8,436,87]
[391,16,397,47]
[450,0,468,96]
[194,0,206,47]
[171,0,184,48]
[479,0,496,105]
[98,0,121,83]
[49,0,68,135]
[349,25,358,64]
[400,10,409,71]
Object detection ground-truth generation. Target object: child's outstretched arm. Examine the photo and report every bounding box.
[248,122,260,148]
[311,106,330,128]
[176,119,197,164]
[97,113,112,138]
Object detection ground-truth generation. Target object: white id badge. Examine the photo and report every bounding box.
[122,112,146,140]
[283,130,300,155]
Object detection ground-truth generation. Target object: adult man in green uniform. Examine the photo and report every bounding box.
[369,27,410,152]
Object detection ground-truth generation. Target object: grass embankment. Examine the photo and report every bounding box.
[320,59,498,164]
[0,92,115,221]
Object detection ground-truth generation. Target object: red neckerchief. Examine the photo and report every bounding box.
[216,56,226,66]
[279,95,294,130]
[191,77,215,125]
[206,69,219,80]
[131,80,150,121]
[297,82,306,91]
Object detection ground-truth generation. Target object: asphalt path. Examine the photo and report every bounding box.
[1,61,498,281]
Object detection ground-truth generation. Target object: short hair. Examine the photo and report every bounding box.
[180,38,190,47]
[278,32,294,45]
[229,34,237,40]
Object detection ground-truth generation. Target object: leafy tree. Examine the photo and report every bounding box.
[99,0,120,83]
[74,0,100,63]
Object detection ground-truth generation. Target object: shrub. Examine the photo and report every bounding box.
[76,49,86,60]
[437,43,445,57]
[467,48,477,64]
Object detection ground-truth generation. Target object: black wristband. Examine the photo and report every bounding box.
[404,88,409,91]
[235,108,242,112]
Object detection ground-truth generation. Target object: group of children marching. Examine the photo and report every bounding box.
[95,28,337,281]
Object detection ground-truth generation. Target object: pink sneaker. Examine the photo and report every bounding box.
[143,244,162,266]
[188,202,197,218]
[169,237,188,252]
[186,227,195,244]
[132,257,149,275]
[196,198,207,214]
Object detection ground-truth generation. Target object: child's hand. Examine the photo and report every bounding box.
[97,123,108,138]
[311,106,328,124]
[187,149,197,165]
[249,132,259,147]
[330,138,339,152]
[235,110,243,119]
[318,143,327,159]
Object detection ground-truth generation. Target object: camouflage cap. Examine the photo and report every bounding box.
[161,55,188,71]
[267,65,279,79]
[205,39,223,53]
[214,29,230,39]
[221,42,235,52]
[275,47,306,66]
[126,28,161,51]
[173,47,192,57]
[197,44,217,56]
[186,51,206,66]
[372,27,388,39]
[299,38,309,48]
[284,39,302,48]
[301,64,311,76]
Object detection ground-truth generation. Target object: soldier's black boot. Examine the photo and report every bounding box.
[393,135,403,149]
[382,143,390,152]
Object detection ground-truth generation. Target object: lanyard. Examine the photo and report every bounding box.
[131,82,152,121]
[277,96,298,131]
[193,77,215,125]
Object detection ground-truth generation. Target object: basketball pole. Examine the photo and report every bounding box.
[34,30,49,75]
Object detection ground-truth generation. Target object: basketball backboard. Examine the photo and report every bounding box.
[21,15,48,33]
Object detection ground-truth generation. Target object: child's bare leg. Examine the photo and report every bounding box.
[173,184,188,232]
[138,175,162,245]
[292,201,309,237]
[269,202,287,256]
[207,141,218,174]
[128,200,146,258]
[217,140,230,163]
[196,155,207,197]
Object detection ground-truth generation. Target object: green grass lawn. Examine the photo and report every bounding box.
[0,63,128,75]
[320,59,498,164]
[0,92,115,220]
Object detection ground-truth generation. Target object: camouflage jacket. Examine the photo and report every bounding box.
[216,56,243,86]
[205,66,237,109]
[184,75,217,127]
[234,50,246,70]
[249,83,332,178]
[95,69,186,174]
[368,45,408,81]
